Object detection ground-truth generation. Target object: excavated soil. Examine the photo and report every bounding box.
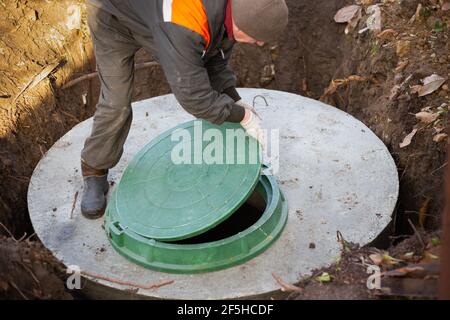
[0,0,448,299]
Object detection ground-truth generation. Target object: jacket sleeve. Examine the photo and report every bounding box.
[152,22,244,125]
[204,44,241,102]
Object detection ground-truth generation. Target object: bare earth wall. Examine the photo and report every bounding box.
[0,0,448,299]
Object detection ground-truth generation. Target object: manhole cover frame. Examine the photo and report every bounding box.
[105,173,288,274]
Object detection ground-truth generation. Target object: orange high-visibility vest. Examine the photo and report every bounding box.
[162,0,211,48]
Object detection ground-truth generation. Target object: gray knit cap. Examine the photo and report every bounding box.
[231,0,289,43]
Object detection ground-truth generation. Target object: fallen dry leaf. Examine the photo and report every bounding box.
[389,85,401,100]
[410,85,422,94]
[370,251,402,266]
[383,266,425,277]
[365,5,382,32]
[395,60,409,73]
[442,3,450,11]
[415,111,438,124]
[421,246,442,264]
[377,28,398,39]
[345,12,362,34]
[409,3,423,24]
[320,75,367,101]
[399,128,418,148]
[390,74,413,100]
[316,272,332,283]
[334,5,362,23]
[369,253,383,265]
[425,252,439,260]
[434,126,445,134]
[418,199,430,228]
[433,133,448,143]
[396,40,411,58]
[417,74,446,97]
[347,75,366,81]
[401,252,415,261]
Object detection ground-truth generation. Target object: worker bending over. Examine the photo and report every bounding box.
[81,0,289,219]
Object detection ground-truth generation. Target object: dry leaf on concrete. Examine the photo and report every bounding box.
[399,128,418,148]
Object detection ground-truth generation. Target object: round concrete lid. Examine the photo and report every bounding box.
[108,120,262,242]
[28,89,399,299]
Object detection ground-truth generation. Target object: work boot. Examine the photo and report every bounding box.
[80,160,109,219]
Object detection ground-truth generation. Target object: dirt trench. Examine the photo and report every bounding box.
[234,0,448,237]
[0,0,448,299]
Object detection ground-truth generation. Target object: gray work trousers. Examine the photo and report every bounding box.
[81,4,155,170]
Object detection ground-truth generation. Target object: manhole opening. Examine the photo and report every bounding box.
[172,188,267,245]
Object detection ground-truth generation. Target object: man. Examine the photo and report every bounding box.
[81,0,289,219]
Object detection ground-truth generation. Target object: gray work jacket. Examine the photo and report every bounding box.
[88,0,244,124]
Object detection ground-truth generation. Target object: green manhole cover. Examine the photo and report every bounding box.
[108,120,262,242]
[105,120,288,273]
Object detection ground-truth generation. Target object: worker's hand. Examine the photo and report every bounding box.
[236,100,262,119]
[239,102,267,150]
